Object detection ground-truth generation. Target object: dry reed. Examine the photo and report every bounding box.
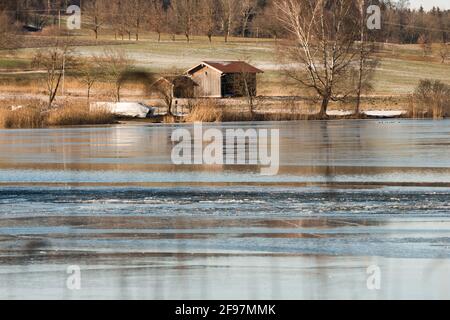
[0,101,116,128]
[184,99,224,122]
[410,79,450,119]
[0,106,44,128]
[45,103,116,126]
[183,98,324,122]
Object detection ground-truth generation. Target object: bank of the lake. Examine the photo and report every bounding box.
[3,92,448,128]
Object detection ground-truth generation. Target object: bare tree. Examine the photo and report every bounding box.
[33,42,73,108]
[252,3,284,40]
[120,1,135,41]
[0,10,10,50]
[112,1,131,41]
[355,0,379,115]
[149,76,197,116]
[439,42,448,63]
[276,0,359,117]
[126,0,148,41]
[173,0,199,42]
[219,0,239,42]
[84,0,109,40]
[79,59,104,105]
[0,9,17,50]
[418,33,432,57]
[240,71,256,115]
[98,48,133,102]
[151,78,175,116]
[413,79,450,119]
[148,0,166,42]
[109,1,122,40]
[166,3,178,41]
[239,0,258,37]
[200,0,218,42]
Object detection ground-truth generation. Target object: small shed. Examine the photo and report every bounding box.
[153,75,198,98]
[186,61,264,98]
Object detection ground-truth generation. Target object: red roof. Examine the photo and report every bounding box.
[187,61,264,74]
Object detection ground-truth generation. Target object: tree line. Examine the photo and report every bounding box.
[0,0,448,44]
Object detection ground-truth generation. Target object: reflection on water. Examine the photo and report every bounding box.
[0,120,449,185]
[0,120,449,299]
[1,120,450,166]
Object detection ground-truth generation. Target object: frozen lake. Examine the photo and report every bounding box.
[0,120,449,299]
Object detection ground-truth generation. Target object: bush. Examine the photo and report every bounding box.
[411,79,450,118]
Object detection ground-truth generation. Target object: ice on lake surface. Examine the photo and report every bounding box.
[0,120,449,299]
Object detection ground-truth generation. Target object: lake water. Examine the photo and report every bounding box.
[0,120,449,299]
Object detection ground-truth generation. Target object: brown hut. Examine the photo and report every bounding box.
[153,75,198,99]
[186,61,264,98]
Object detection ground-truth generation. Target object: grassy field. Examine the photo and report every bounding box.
[0,58,31,70]
[0,32,449,102]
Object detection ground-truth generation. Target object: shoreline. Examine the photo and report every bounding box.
[0,114,447,129]
[0,93,447,129]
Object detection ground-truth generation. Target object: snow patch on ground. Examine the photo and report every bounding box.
[326,110,354,116]
[364,110,407,117]
[90,102,154,118]
[327,110,407,117]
